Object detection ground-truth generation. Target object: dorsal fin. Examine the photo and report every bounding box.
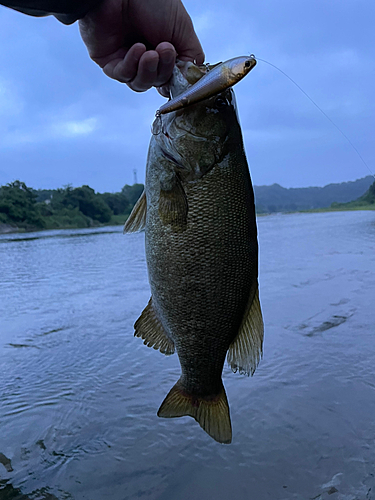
[134,297,175,355]
[123,190,147,233]
[227,288,264,376]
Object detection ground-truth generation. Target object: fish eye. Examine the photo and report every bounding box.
[245,60,251,68]
[215,96,227,108]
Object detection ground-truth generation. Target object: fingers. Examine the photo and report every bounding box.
[79,0,205,93]
[101,43,145,83]
[102,42,176,92]
[154,42,176,86]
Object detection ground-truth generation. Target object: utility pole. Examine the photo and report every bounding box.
[133,169,138,185]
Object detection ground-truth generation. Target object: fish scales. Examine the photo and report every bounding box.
[147,154,258,394]
[125,59,263,444]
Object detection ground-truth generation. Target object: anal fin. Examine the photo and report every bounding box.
[124,190,147,233]
[227,288,264,376]
[158,380,232,444]
[134,297,175,355]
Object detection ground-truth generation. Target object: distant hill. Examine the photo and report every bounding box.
[329,180,375,211]
[254,176,374,213]
[361,181,375,204]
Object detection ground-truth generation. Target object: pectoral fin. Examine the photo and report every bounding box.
[159,177,188,230]
[134,297,175,355]
[123,190,147,233]
[227,288,264,376]
[158,380,232,444]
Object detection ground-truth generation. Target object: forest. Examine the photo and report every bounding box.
[0,181,144,231]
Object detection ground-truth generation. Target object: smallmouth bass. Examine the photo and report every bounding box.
[125,59,263,444]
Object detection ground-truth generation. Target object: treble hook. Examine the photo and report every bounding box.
[151,112,163,136]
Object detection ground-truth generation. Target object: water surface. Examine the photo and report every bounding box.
[1,211,375,500]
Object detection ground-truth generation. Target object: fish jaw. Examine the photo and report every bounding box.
[153,83,240,182]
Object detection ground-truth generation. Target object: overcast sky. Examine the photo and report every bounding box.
[0,0,374,192]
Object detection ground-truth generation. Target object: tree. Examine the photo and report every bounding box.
[50,185,112,223]
[0,181,44,227]
[367,181,375,202]
[99,192,131,215]
[121,183,144,206]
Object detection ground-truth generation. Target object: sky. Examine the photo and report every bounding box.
[0,0,374,192]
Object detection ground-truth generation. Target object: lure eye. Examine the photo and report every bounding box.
[215,96,227,108]
[245,60,251,68]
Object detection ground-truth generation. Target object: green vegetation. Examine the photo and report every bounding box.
[295,180,375,213]
[254,176,374,213]
[0,181,144,232]
[0,181,45,229]
[327,179,375,211]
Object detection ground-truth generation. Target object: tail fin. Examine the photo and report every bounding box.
[157,380,232,444]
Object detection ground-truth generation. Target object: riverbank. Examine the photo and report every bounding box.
[2,206,374,235]
[300,203,375,214]
[0,214,128,235]
[0,223,18,234]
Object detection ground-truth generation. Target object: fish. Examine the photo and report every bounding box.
[124,59,264,444]
[156,55,257,115]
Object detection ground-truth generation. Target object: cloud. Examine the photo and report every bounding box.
[0,116,99,147]
[54,117,98,137]
[1,0,374,190]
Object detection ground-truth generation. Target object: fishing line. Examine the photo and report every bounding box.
[253,55,375,180]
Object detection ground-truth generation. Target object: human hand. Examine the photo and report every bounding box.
[79,0,204,92]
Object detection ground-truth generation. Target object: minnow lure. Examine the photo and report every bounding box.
[156,55,257,116]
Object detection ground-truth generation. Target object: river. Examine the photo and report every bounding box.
[1,210,374,500]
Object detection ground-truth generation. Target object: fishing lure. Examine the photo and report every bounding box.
[156,55,257,116]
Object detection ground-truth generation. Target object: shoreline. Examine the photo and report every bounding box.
[1,206,374,235]
[0,220,126,236]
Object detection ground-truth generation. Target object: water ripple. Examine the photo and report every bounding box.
[1,214,375,500]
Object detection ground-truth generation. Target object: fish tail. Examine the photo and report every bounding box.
[157,380,232,444]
